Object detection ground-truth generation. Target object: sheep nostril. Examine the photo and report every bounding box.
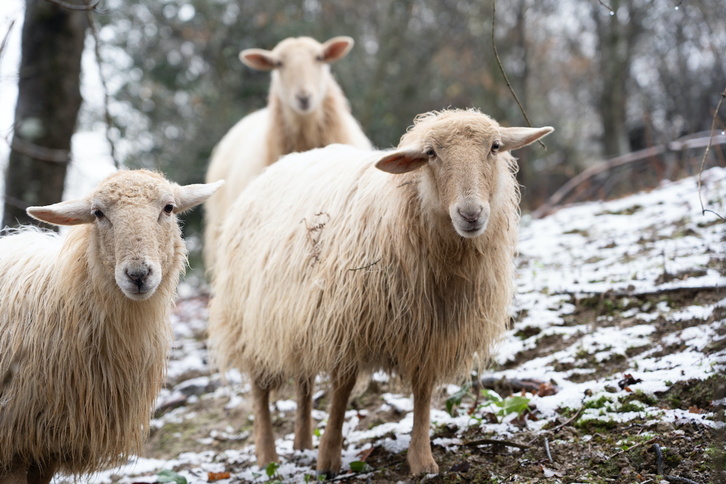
[297,95,310,110]
[126,267,149,289]
[458,207,482,223]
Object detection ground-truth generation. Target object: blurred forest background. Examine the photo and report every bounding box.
[1,0,725,250]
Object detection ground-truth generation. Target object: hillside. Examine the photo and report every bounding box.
[82,167,725,484]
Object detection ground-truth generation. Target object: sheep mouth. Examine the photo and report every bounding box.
[454,220,488,238]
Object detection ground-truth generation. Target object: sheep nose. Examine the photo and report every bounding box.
[125,267,150,289]
[458,206,483,223]
[297,94,310,111]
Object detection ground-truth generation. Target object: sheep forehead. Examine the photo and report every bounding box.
[273,36,322,59]
[402,109,501,150]
[92,170,173,210]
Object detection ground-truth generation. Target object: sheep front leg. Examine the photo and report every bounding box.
[408,376,438,475]
[252,380,278,466]
[293,376,314,450]
[316,367,357,477]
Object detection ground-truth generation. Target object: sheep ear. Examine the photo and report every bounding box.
[174,180,224,214]
[375,148,428,174]
[322,36,354,63]
[239,48,277,71]
[27,199,94,226]
[499,126,554,152]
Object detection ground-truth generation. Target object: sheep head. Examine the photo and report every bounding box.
[27,170,223,301]
[240,36,354,115]
[375,109,553,238]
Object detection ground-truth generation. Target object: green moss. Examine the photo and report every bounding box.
[584,396,613,410]
[575,418,617,432]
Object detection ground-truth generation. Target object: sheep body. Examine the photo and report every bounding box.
[208,109,553,474]
[203,36,371,272]
[0,170,221,483]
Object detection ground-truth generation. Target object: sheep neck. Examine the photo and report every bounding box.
[264,79,352,166]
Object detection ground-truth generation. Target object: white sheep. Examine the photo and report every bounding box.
[208,109,553,475]
[0,170,222,484]
[203,35,372,273]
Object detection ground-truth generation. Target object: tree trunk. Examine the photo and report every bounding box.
[1,0,87,229]
[592,0,631,158]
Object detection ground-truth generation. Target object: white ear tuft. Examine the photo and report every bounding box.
[174,180,225,213]
[26,199,94,226]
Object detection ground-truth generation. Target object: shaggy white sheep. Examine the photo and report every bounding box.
[208,109,553,475]
[203,35,372,273]
[0,170,222,484]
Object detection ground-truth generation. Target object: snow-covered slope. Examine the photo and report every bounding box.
[60,167,725,484]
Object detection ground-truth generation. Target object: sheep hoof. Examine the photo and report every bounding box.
[409,460,439,475]
[316,469,337,480]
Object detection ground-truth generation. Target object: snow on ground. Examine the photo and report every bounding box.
[59,167,725,483]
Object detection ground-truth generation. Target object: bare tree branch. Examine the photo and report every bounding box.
[696,86,726,221]
[491,0,546,149]
[43,0,101,12]
[0,19,15,60]
[87,10,120,169]
[597,0,614,14]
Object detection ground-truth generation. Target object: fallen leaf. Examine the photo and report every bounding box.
[542,466,564,478]
[688,405,702,414]
[207,472,231,482]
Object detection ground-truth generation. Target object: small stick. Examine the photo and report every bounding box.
[665,477,701,484]
[608,436,658,460]
[550,406,584,432]
[462,438,530,450]
[653,442,664,475]
[349,258,381,272]
[544,437,553,462]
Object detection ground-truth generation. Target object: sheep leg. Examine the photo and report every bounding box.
[408,376,439,475]
[293,375,314,450]
[252,380,278,466]
[26,461,56,484]
[316,367,357,477]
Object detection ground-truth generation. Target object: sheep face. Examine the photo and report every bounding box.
[240,36,354,115]
[27,170,223,301]
[376,110,553,238]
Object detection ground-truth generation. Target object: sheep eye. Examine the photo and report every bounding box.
[491,141,501,153]
[315,54,323,62]
[275,60,283,68]
[163,204,175,214]
[93,209,104,219]
[425,148,436,158]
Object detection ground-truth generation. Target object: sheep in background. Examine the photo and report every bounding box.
[0,170,222,484]
[204,36,372,273]
[208,109,553,475]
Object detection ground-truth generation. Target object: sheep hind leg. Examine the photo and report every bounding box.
[316,367,357,477]
[252,379,279,466]
[26,461,56,484]
[408,375,438,475]
[293,375,314,450]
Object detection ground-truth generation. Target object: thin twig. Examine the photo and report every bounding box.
[87,9,120,169]
[44,0,101,11]
[349,258,381,272]
[550,405,584,432]
[0,19,15,60]
[544,437,553,462]
[597,0,614,14]
[462,438,531,450]
[608,436,658,460]
[491,0,545,149]
[696,86,726,221]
